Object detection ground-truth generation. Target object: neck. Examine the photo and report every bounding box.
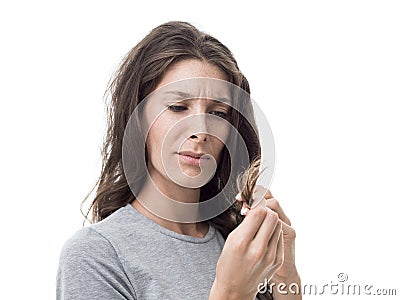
[132,166,209,238]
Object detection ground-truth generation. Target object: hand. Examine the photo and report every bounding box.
[211,206,284,299]
[252,186,299,283]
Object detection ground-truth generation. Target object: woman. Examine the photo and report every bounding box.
[56,21,301,300]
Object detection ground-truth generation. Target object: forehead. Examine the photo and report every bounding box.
[157,59,229,88]
[163,90,232,105]
[158,77,233,104]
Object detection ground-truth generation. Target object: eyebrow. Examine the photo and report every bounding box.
[164,91,232,105]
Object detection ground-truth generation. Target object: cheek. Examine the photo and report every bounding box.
[212,139,226,164]
[214,124,230,148]
[212,125,230,162]
[146,116,176,157]
[146,120,163,158]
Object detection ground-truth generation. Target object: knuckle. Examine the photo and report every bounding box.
[228,236,247,253]
[236,242,248,253]
[252,246,266,261]
[268,210,279,222]
[268,197,278,208]
[272,197,281,207]
[233,243,246,254]
[252,207,266,219]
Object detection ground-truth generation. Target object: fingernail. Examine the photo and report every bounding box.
[240,207,249,215]
[235,193,241,201]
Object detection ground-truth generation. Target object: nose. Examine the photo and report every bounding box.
[190,133,208,142]
[189,112,209,143]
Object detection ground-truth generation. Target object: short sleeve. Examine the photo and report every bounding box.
[56,227,136,300]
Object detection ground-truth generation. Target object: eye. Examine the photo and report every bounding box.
[167,105,229,119]
[167,105,187,112]
[210,111,228,119]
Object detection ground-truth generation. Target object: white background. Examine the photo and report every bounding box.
[1,1,399,299]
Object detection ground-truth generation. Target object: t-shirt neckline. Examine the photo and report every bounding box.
[124,203,216,244]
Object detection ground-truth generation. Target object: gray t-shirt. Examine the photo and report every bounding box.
[56,203,227,299]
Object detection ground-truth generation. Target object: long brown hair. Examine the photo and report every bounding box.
[81,21,272,300]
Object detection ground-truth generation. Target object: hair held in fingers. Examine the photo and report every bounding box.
[236,156,266,211]
[236,157,274,299]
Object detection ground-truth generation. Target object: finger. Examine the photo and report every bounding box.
[251,186,273,209]
[265,197,291,226]
[254,185,273,198]
[259,220,282,274]
[265,230,284,281]
[273,228,284,267]
[234,207,267,243]
[281,221,296,240]
[252,208,279,247]
[266,219,282,255]
[263,188,273,199]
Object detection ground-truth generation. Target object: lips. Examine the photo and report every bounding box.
[178,151,209,159]
[178,151,211,166]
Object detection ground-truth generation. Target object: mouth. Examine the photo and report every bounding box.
[178,151,209,158]
[177,151,211,166]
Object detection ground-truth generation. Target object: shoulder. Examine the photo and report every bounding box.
[60,205,133,257]
[58,204,139,270]
[60,226,113,252]
[58,226,118,267]
[57,226,137,300]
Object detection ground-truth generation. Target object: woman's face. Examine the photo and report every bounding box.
[143,59,232,188]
